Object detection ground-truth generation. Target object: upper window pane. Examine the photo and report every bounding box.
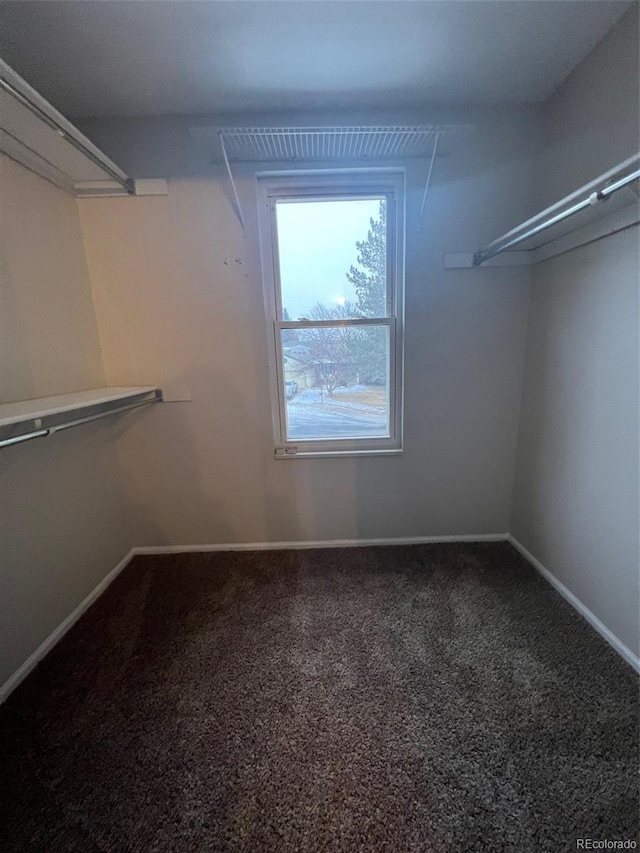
[275,197,387,321]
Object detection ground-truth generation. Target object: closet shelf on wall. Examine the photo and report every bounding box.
[190,124,464,229]
[0,387,162,449]
[445,153,640,269]
[0,59,167,198]
[190,125,461,162]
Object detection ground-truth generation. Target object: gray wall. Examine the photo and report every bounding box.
[77,107,536,547]
[511,6,640,655]
[0,155,131,688]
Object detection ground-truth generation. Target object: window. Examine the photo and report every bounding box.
[258,171,404,457]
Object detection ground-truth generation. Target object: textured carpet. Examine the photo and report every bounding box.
[1,543,638,852]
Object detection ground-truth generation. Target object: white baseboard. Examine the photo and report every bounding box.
[132,533,509,555]
[0,548,135,704]
[508,535,640,674]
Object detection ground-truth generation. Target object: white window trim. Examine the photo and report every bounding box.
[257,169,405,458]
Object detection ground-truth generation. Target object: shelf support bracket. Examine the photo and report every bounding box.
[417,131,441,232]
[220,133,245,230]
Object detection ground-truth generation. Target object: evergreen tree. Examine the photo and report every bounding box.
[345,201,387,384]
[346,201,386,318]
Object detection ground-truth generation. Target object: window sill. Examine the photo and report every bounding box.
[274,448,403,459]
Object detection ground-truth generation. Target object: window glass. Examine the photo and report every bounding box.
[276,198,387,321]
[281,325,390,440]
[258,173,403,456]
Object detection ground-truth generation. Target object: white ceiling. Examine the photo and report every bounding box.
[0,1,632,118]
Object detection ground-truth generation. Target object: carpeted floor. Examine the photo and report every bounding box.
[1,542,638,852]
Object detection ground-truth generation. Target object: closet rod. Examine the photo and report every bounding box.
[0,429,49,449]
[48,399,155,434]
[0,64,133,194]
[474,156,640,265]
[0,389,162,448]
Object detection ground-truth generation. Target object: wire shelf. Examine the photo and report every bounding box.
[190,125,459,162]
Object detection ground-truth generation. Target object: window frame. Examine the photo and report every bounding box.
[257,170,405,458]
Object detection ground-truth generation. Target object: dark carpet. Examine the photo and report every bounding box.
[1,543,638,852]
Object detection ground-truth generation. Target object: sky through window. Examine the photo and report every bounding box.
[276,198,382,319]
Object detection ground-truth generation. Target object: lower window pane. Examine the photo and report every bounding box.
[281,325,390,441]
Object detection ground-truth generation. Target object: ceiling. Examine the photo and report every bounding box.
[0,1,632,119]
